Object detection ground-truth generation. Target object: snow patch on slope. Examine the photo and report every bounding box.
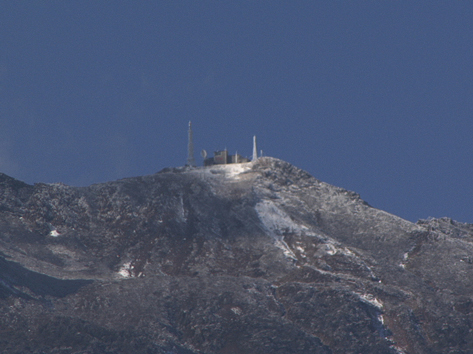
[118,262,134,278]
[49,229,60,237]
[255,199,302,260]
[220,163,252,178]
[189,163,252,180]
[47,224,61,237]
[255,199,309,236]
[255,199,357,260]
[358,293,383,309]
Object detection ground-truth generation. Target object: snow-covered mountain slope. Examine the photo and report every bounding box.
[0,157,472,353]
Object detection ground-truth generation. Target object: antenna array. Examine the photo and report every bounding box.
[187,121,196,167]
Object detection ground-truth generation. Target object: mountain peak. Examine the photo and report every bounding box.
[0,158,472,353]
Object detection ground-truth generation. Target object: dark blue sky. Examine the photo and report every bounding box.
[1,2,472,223]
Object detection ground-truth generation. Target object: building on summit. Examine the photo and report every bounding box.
[203,150,250,166]
[187,121,258,167]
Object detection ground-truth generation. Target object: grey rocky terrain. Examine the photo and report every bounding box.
[0,157,472,353]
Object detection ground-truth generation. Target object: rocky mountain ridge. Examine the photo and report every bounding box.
[0,157,472,353]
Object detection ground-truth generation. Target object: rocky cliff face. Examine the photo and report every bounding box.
[0,157,472,353]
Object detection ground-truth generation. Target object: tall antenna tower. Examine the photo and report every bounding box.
[187,121,196,167]
[252,135,258,161]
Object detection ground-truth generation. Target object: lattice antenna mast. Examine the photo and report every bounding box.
[187,121,196,167]
[252,135,258,161]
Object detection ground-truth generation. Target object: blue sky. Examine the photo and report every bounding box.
[1,2,472,223]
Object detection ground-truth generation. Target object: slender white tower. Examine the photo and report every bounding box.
[187,121,196,167]
[252,135,258,161]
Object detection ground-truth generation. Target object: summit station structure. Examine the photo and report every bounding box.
[186,121,258,167]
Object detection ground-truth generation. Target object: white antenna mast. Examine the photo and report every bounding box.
[252,135,258,161]
[187,121,196,167]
